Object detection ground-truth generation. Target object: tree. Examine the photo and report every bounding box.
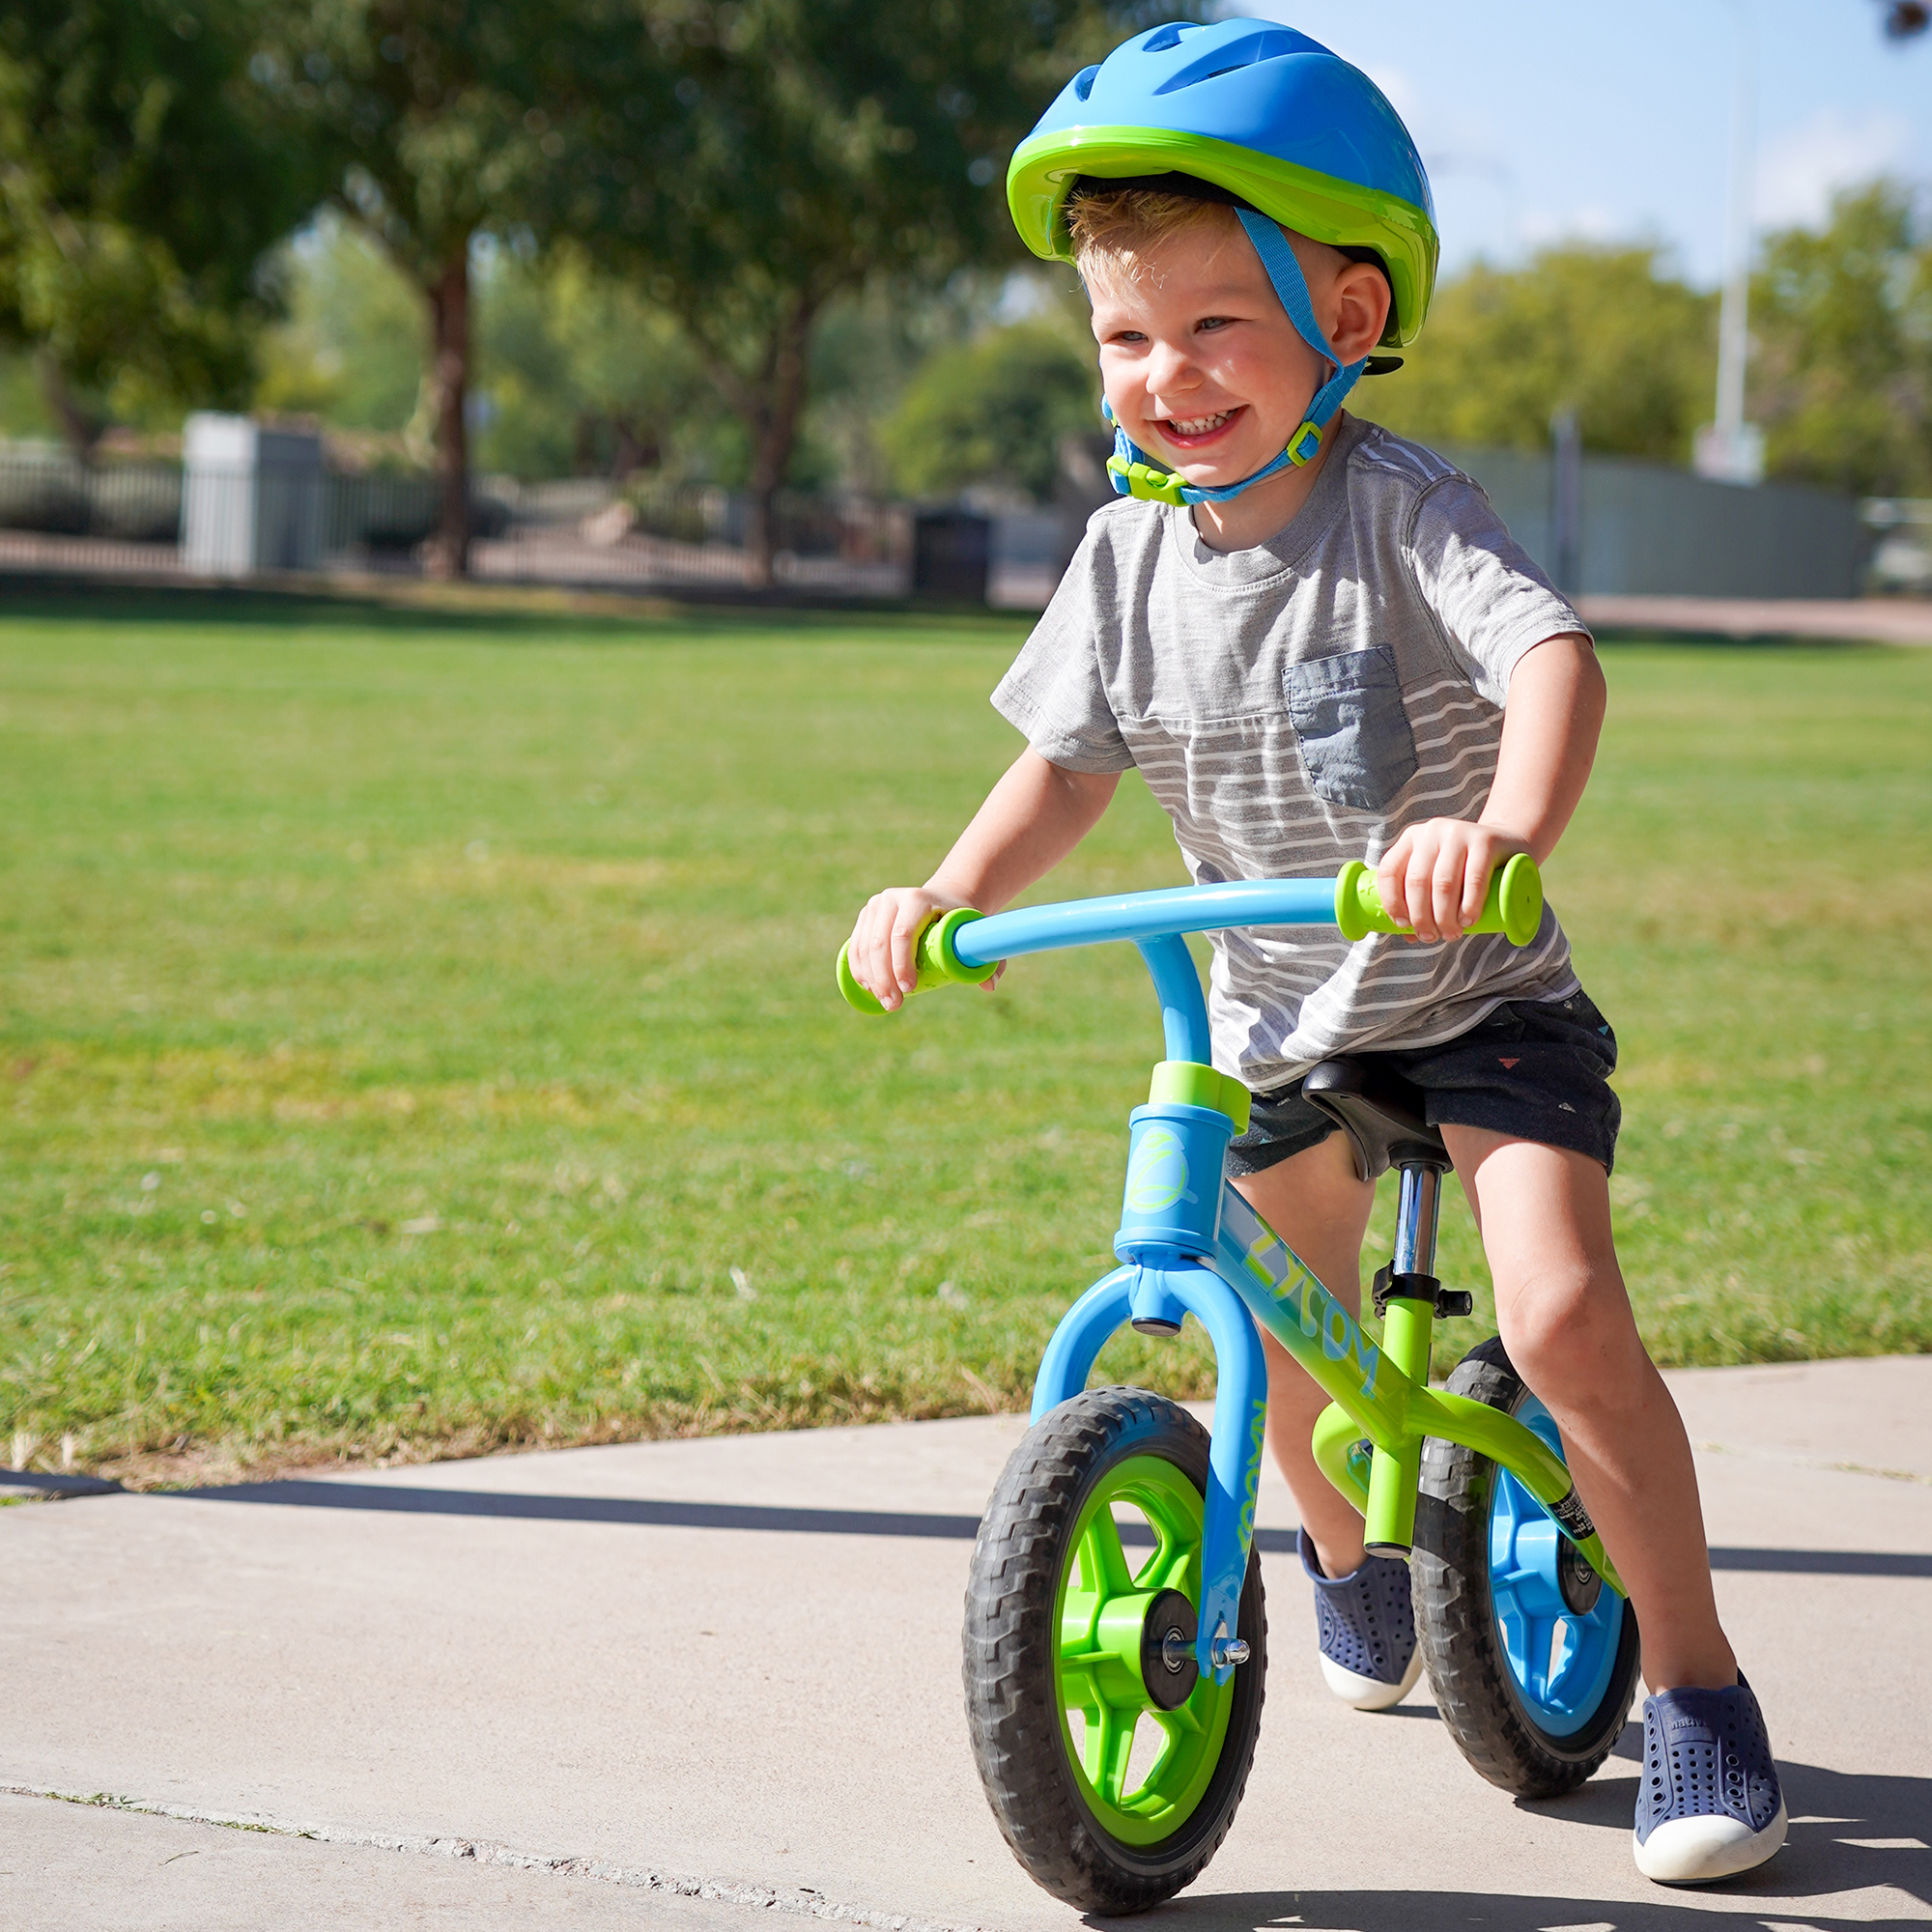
[1749,180,1932,498]
[878,319,1096,502]
[1357,243,1718,462]
[475,242,703,479]
[243,1,626,574]
[0,0,321,451]
[552,0,1189,582]
[253,213,428,439]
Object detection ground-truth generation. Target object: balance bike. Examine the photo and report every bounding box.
[837,856,1640,1912]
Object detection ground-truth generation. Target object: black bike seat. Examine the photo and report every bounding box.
[1301,1058,1447,1182]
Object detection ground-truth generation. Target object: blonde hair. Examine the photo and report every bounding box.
[1065,188,1239,290]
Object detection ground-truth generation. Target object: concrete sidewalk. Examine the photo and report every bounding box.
[4,1356,1929,1931]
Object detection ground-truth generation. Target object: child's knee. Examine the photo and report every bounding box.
[1495,1263,1638,1402]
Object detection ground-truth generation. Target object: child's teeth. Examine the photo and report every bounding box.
[1172,412,1231,434]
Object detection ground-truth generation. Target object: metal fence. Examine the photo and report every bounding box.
[0,443,915,598]
[3,436,1907,608]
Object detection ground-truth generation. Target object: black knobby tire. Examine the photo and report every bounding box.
[1413,1336,1642,1798]
[963,1388,1267,1913]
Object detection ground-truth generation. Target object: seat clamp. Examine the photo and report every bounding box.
[1371,1264,1474,1321]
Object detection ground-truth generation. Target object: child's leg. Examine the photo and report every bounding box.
[1231,1132,1377,1578]
[1440,1124,1736,1692]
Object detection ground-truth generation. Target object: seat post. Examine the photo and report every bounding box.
[1391,1153,1445,1281]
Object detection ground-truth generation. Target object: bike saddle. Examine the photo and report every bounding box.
[1301,1058,1447,1182]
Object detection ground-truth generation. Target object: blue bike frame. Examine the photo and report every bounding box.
[937,882,1625,1688]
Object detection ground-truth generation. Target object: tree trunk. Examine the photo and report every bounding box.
[739,293,818,589]
[423,246,471,580]
[37,353,100,461]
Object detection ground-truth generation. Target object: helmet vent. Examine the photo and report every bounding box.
[1071,63,1099,102]
[1138,23,1201,54]
[1153,27,1314,96]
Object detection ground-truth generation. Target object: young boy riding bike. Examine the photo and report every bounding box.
[843,17,1784,1885]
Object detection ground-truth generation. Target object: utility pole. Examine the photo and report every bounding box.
[1694,0,1765,485]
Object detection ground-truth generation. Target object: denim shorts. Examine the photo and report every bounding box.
[1225,988,1622,1179]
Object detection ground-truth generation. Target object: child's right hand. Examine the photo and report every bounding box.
[845,887,995,1012]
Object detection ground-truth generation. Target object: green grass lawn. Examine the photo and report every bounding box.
[2,588,1927,1483]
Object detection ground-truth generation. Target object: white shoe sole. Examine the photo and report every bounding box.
[1633,1798,1788,1884]
[1319,1645,1425,1711]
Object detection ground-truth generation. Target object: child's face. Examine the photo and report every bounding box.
[1088,219,1380,488]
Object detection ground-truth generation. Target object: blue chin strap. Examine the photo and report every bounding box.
[1106,207,1368,508]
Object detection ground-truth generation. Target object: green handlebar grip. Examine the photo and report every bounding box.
[836,907,996,1015]
[1335,851,1544,947]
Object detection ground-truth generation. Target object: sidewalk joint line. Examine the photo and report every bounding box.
[0,1782,1002,1932]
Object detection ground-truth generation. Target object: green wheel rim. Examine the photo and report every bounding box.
[1052,1454,1236,1845]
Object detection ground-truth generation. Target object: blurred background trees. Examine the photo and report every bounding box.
[1749,181,1932,497]
[537,0,1161,580]
[0,0,1926,573]
[0,0,322,452]
[1355,245,1718,461]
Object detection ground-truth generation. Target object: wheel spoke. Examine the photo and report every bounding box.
[1077,1506,1137,1602]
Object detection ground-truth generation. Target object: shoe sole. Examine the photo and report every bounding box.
[1633,1798,1788,1884]
[1319,1645,1425,1712]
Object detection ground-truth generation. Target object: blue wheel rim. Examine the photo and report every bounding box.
[1487,1394,1625,1738]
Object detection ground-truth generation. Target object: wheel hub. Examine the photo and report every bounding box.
[1140,1588,1199,1709]
[1557,1534,1602,1614]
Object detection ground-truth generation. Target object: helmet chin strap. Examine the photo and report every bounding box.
[1106,206,1368,508]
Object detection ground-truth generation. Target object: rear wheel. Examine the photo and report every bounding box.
[1414,1336,1641,1797]
[963,1388,1266,1913]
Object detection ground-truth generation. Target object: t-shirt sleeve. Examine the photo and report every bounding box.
[989,527,1136,774]
[1406,475,1591,708]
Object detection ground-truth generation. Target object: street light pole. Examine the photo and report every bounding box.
[1694,0,1766,485]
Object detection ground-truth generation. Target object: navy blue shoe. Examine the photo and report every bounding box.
[1301,1538,1422,1711]
[1634,1674,1787,1883]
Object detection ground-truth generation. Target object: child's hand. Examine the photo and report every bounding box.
[1375,820,1529,943]
[844,887,988,1012]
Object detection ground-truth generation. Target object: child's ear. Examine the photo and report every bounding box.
[1330,261,1391,363]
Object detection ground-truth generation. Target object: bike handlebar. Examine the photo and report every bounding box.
[836,852,1544,1016]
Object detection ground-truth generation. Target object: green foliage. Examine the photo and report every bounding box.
[473,244,704,481]
[242,2,570,287]
[0,0,323,444]
[1750,180,1932,497]
[1358,243,1717,461]
[0,597,1926,1480]
[878,320,1099,502]
[253,214,426,435]
[550,1,1197,551]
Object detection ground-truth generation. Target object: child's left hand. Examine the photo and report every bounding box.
[1375,819,1530,943]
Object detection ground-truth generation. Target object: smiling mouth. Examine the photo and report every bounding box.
[1154,406,1245,446]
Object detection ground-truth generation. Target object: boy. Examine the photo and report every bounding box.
[843,19,1783,1885]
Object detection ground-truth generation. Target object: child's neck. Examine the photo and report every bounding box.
[1187,412,1345,554]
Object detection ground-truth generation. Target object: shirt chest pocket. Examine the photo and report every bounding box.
[1282,646,1419,811]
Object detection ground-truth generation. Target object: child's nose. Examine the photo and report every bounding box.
[1144,340,1199,397]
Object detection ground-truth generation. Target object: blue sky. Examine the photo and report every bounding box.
[1236,1,1931,285]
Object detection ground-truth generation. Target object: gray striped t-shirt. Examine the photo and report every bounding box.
[991,414,1587,1093]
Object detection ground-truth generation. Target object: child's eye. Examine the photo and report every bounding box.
[1196,316,1232,332]
[1110,329,1148,346]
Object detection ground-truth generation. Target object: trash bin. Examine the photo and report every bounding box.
[183,413,325,577]
[913,510,992,603]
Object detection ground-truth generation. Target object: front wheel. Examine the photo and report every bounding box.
[963,1388,1266,1913]
[1414,1336,1641,1798]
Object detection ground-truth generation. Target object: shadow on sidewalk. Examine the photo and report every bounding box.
[1102,1759,1930,1930]
[9,1469,1932,1577]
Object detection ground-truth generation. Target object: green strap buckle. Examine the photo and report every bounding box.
[1106,452,1191,506]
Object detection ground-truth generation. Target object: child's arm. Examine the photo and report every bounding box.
[845,749,1119,1010]
[1377,633,1605,944]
